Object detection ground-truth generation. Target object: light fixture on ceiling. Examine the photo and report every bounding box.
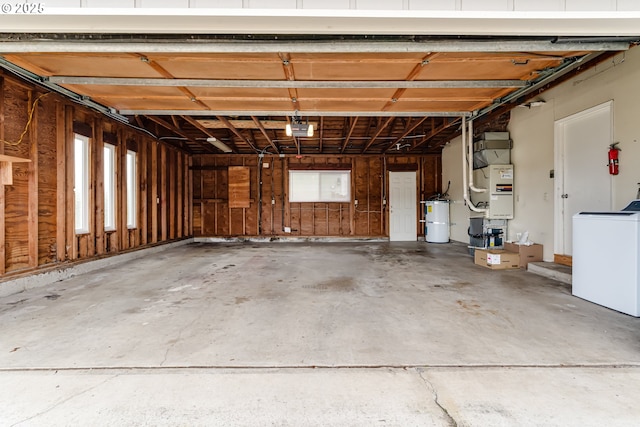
[207,137,233,153]
[285,116,314,137]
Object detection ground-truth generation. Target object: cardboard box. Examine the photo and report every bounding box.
[474,249,520,270]
[504,242,543,268]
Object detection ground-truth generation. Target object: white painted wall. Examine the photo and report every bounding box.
[442,46,640,261]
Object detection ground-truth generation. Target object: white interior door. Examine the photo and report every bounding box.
[389,171,417,241]
[554,101,612,256]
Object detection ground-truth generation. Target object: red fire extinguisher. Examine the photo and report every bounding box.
[608,142,621,175]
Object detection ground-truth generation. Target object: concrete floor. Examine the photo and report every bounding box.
[1,241,639,426]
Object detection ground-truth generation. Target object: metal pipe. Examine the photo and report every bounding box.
[461,117,488,214]
[462,116,468,204]
[468,119,487,194]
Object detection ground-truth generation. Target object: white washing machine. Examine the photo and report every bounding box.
[572,200,640,316]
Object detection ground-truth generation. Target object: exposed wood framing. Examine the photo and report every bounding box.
[27,91,38,267]
[0,77,4,273]
[65,106,76,260]
[384,117,428,153]
[215,116,253,153]
[251,116,279,153]
[0,71,193,279]
[160,145,167,241]
[150,141,158,244]
[341,117,359,154]
[193,154,439,239]
[362,117,395,153]
[95,120,105,255]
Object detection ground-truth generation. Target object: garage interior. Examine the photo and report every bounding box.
[1,10,640,426]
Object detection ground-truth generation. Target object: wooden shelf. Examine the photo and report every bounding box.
[0,154,31,186]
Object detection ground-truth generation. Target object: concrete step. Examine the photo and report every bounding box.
[527,262,572,285]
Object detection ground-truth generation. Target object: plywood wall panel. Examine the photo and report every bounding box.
[3,83,30,272]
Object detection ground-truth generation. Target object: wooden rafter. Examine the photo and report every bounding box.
[409,117,462,152]
[318,116,324,153]
[216,115,258,153]
[279,53,300,111]
[145,115,210,153]
[362,117,395,154]
[133,53,210,111]
[384,116,428,153]
[180,116,223,153]
[341,117,359,154]
[382,53,440,111]
[251,116,280,154]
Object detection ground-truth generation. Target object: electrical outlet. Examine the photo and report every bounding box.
[262,162,270,169]
[271,199,275,205]
[284,226,291,233]
[354,199,358,205]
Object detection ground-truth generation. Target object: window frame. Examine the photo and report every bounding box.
[103,143,117,232]
[126,150,137,229]
[288,170,352,203]
[73,134,90,235]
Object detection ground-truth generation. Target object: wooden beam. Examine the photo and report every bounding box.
[87,116,97,257]
[382,53,440,111]
[118,128,127,250]
[318,116,324,154]
[169,150,176,239]
[279,53,300,110]
[184,154,191,236]
[144,115,205,153]
[177,151,183,238]
[251,116,279,154]
[410,117,461,151]
[361,117,394,154]
[180,116,219,153]
[340,117,359,154]
[95,120,105,255]
[27,91,38,267]
[160,145,167,241]
[216,115,256,152]
[135,53,210,111]
[65,106,76,260]
[139,138,148,245]
[384,117,428,153]
[150,141,158,244]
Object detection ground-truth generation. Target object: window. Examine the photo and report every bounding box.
[74,134,90,234]
[103,143,116,231]
[126,150,137,229]
[289,170,351,202]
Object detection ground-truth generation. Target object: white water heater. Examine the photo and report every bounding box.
[425,201,450,243]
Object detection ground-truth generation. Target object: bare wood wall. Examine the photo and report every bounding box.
[0,72,191,278]
[192,154,441,237]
